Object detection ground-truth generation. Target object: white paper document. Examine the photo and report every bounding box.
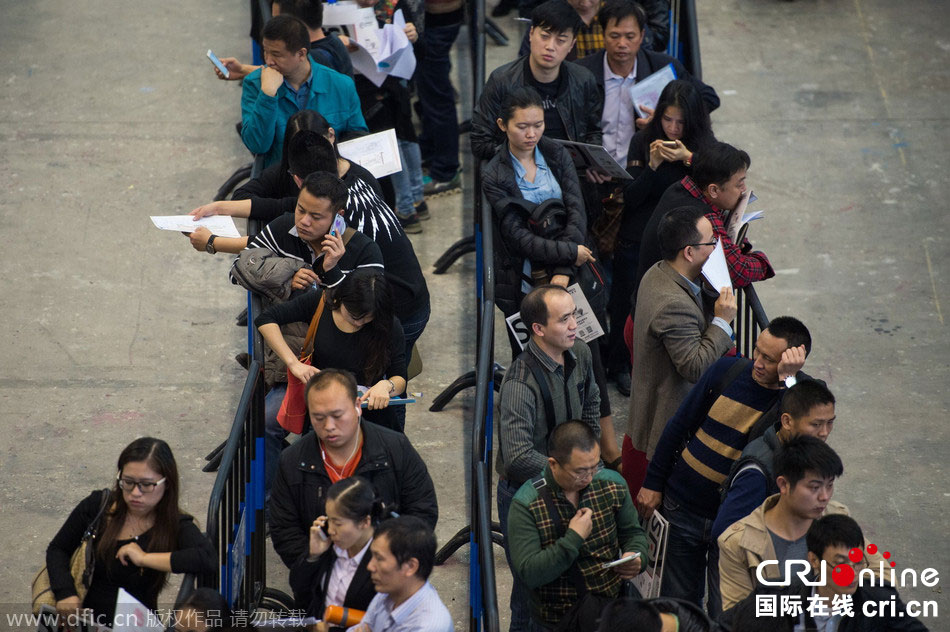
[566,282,605,343]
[150,215,241,238]
[322,1,362,27]
[632,511,670,599]
[113,588,165,631]
[338,128,403,178]
[553,139,632,180]
[348,10,417,87]
[702,239,732,294]
[628,63,678,118]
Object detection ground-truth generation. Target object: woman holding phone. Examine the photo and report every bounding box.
[290,476,388,628]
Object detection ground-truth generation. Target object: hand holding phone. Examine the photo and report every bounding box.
[601,551,641,569]
[207,49,230,79]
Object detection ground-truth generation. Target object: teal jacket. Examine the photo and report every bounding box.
[240,56,367,167]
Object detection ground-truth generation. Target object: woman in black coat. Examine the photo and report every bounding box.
[481,86,620,469]
[289,477,387,628]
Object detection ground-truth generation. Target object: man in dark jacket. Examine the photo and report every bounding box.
[471,0,603,162]
[269,369,438,606]
[576,0,719,168]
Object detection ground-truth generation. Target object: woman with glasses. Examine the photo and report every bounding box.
[45,437,215,628]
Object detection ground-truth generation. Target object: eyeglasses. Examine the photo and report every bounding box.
[561,462,603,483]
[689,241,717,248]
[116,472,167,494]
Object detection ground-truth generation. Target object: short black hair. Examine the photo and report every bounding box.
[691,141,751,189]
[598,0,647,32]
[597,597,661,632]
[262,15,310,54]
[548,420,598,465]
[765,316,812,356]
[657,206,706,261]
[499,86,544,124]
[807,514,864,559]
[520,284,571,332]
[300,171,348,211]
[531,0,584,36]
[305,368,358,402]
[774,435,843,489]
[174,588,232,631]
[375,515,437,581]
[780,380,835,419]
[274,0,323,30]
[288,130,337,178]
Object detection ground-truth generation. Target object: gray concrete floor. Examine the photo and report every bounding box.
[2,0,948,629]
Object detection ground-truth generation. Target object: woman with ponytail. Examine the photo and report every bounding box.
[289,476,389,626]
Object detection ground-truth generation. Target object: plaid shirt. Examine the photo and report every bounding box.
[681,176,774,287]
[507,466,648,626]
[574,19,604,59]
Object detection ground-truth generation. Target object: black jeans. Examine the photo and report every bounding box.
[417,21,461,181]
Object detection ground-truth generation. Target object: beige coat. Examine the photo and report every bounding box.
[628,261,733,457]
[718,494,887,611]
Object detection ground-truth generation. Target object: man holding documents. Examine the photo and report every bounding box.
[507,421,648,630]
[638,142,774,290]
[636,317,810,614]
[576,0,719,167]
[628,207,736,465]
[241,15,366,168]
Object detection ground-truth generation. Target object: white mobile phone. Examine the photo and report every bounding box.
[601,551,641,569]
[207,49,230,78]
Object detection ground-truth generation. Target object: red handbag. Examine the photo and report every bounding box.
[276,293,326,434]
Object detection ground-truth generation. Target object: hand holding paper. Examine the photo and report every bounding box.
[725,190,752,244]
[701,239,733,297]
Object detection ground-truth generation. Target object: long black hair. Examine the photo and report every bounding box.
[326,269,394,382]
[642,79,714,158]
[98,437,186,593]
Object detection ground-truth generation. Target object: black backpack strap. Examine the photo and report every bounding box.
[535,477,589,598]
[705,358,753,409]
[522,351,558,439]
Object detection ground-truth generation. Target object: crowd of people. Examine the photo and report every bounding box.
[40,0,929,631]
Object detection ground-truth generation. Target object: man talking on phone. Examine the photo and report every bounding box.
[507,421,648,631]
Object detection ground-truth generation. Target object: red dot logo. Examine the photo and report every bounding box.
[867,543,878,554]
[832,564,855,587]
[848,548,863,563]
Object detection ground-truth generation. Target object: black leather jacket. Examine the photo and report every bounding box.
[471,57,603,161]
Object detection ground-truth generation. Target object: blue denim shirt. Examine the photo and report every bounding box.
[510,146,562,205]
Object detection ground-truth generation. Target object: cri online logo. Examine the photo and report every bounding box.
[831,543,894,587]
[757,541,940,589]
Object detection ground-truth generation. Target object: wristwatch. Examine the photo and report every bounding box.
[205,234,217,254]
[784,375,798,389]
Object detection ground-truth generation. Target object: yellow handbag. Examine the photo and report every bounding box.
[31,489,111,614]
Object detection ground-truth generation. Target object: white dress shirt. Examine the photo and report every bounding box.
[325,538,372,608]
[601,54,638,165]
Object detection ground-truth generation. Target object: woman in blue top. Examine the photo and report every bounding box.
[482,86,619,468]
[482,86,595,300]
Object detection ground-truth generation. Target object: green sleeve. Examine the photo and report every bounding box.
[612,473,650,566]
[507,495,585,589]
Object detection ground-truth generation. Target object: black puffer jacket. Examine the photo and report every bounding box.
[269,422,438,585]
[471,57,603,161]
[482,137,587,308]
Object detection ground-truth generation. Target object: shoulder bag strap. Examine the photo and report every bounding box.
[299,293,327,362]
[342,226,356,246]
[536,479,589,598]
[80,488,113,588]
[523,352,557,439]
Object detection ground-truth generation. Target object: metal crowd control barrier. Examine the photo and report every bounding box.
[735,284,769,359]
